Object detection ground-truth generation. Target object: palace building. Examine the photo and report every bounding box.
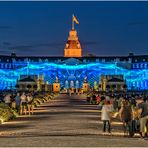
[0,16,148,91]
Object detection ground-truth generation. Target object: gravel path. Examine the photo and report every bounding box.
[0,94,147,147]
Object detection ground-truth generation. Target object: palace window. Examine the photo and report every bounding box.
[9,64,11,69]
[137,81,139,87]
[5,64,7,69]
[96,59,99,62]
[136,64,139,68]
[1,64,3,69]
[141,64,143,69]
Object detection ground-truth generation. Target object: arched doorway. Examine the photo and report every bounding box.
[70,80,74,88]
[75,80,79,88]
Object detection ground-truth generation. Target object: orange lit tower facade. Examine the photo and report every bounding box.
[64,15,82,57]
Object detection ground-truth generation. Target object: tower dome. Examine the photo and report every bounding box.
[64,15,82,57]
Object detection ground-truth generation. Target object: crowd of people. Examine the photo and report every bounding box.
[0,91,38,115]
[0,89,148,139]
[87,92,148,139]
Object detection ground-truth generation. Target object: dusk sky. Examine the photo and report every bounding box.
[0,1,148,56]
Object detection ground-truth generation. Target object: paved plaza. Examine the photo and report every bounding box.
[0,94,147,147]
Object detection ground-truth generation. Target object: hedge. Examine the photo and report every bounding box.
[0,94,55,124]
[0,103,18,123]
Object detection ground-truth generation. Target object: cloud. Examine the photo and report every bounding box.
[2,42,12,46]
[0,49,10,53]
[9,42,64,52]
[0,40,99,55]
[10,45,34,50]
[4,40,101,54]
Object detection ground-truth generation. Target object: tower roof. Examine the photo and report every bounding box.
[64,16,82,57]
[19,76,35,82]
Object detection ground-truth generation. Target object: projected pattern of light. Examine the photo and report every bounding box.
[0,62,148,90]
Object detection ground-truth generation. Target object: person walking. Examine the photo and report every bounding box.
[101,100,113,135]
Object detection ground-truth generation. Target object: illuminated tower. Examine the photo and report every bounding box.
[64,15,82,57]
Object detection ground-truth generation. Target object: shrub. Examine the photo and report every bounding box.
[0,103,16,123]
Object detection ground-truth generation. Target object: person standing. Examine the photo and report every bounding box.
[137,98,148,139]
[96,94,101,105]
[27,94,34,115]
[119,99,132,136]
[112,97,118,111]
[69,89,71,96]
[20,93,27,115]
[14,93,21,112]
[92,94,96,104]
[101,100,113,134]
[4,94,12,107]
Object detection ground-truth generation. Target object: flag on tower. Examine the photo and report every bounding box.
[72,15,79,24]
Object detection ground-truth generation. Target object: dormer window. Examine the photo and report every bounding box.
[39,58,42,62]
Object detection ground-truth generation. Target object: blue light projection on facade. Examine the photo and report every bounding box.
[0,61,148,90]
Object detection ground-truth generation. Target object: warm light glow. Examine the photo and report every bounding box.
[64,29,82,57]
[0,118,4,124]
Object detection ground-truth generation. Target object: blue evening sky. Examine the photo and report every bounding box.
[0,1,148,56]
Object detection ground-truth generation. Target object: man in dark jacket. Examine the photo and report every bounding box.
[138,98,148,138]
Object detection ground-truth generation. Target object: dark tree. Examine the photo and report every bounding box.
[33,84,37,90]
[112,84,116,90]
[106,85,110,91]
[123,84,127,89]
[15,84,19,89]
[27,84,32,89]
